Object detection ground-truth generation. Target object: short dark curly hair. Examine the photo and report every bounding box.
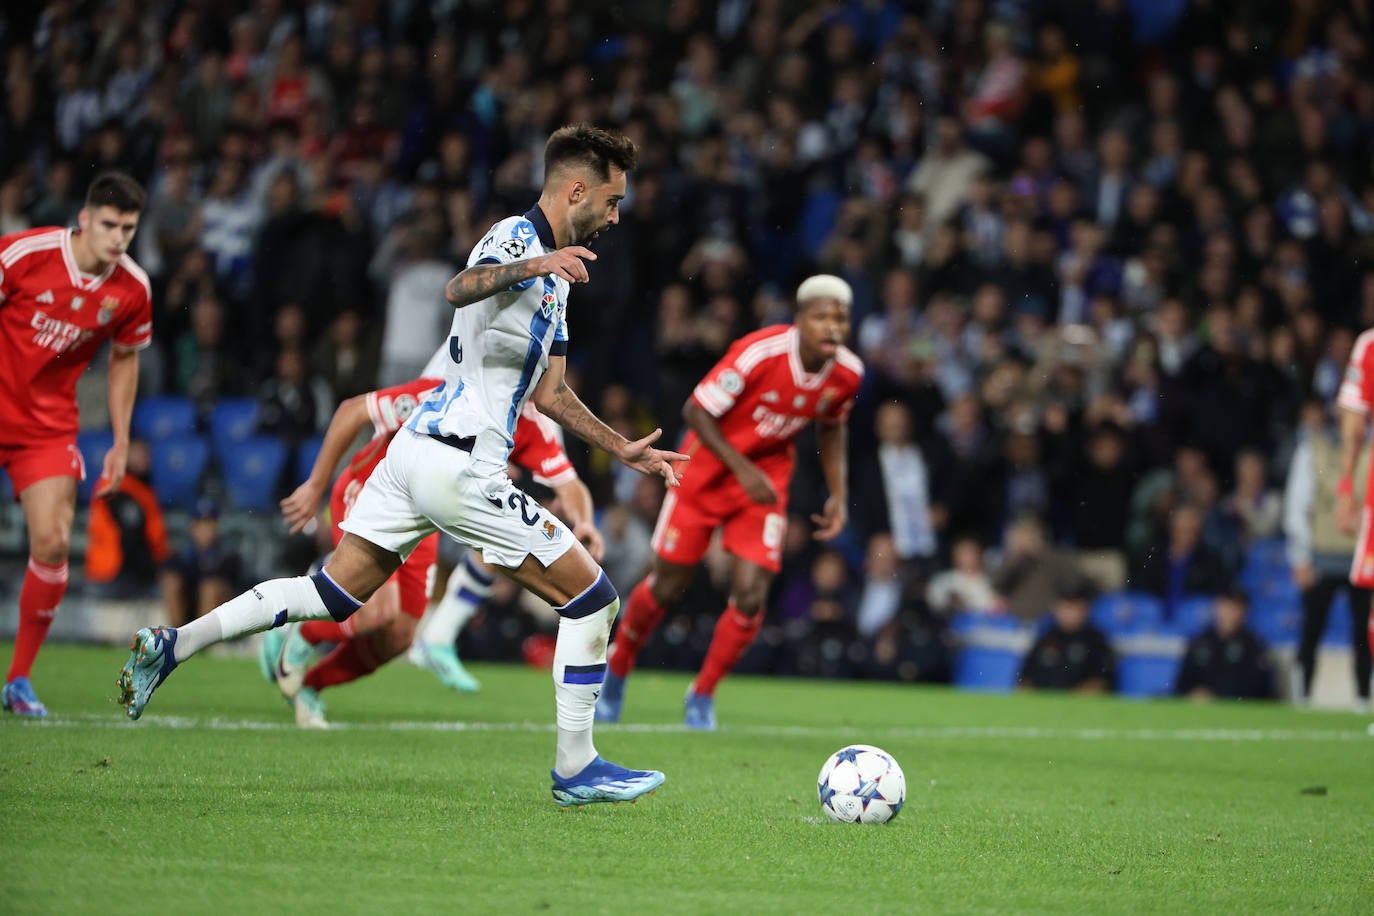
[85,172,146,213]
[544,124,638,184]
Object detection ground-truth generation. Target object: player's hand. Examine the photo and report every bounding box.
[1336,490,1360,536]
[617,428,690,487]
[537,247,597,284]
[811,495,847,542]
[1291,563,1316,591]
[573,520,606,562]
[280,480,326,534]
[733,462,778,505]
[92,441,129,498]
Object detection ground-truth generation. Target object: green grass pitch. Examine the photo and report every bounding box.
[2,642,1370,914]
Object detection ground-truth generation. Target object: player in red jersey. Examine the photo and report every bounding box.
[0,173,150,717]
[1334,327,1374,677]
[267,375,601,726]
[597,275,864,729]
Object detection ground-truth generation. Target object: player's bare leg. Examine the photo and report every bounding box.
[496,543,664,806]
[4,476,77,717]
[410,551,488,691]
[686,558,773,731]
[118,533,400,719]
[598,558,694,723]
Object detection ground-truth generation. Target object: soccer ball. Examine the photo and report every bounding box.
[817,744,906,824]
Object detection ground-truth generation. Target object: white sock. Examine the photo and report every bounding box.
[423,553,494,646]
[551,572,619,778]
[173,573,362,662]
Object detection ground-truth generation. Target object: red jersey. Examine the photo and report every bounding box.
[336,378,576,519]
[0,227,152,445]
[683,325,864,492]
[1338,329,1374,508]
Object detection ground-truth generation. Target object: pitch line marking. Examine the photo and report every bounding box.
[10,714,1369,742]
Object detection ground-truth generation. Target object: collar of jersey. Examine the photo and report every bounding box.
[523,205,557,251]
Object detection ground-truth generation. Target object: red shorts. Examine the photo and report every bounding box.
[330,470,437,618]
[0,438,84,499]
[650,481,787,573]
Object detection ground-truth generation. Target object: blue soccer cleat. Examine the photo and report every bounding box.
[550,756,665,807]
[2,677,48,717]
[116,627,178,720]
[595,670,626,723]
[684,687,717,731]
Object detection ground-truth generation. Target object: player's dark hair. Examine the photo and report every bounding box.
[85,172,146,213]
[544,124,638,183]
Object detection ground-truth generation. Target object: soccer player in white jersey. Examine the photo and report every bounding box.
[118,125,688,807]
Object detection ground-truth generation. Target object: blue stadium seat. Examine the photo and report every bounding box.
[1249,602,1301,648]
[952,646,1020,692]
[1117,653,1178,699]
[221,436,288,511]
[1243,537,1289,577]
[209,398,262,453]
[1091,591,1164,635]
[800,190,842,259]
[1174,595,1217,635]
[294,434,326,487]
[149,435,211,511]
[132,396,197,443]
[76,430,115,502]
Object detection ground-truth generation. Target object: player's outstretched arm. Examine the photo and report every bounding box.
[811,421,849,542]
[95,348,139,498]
[682,400,777,505]
[280,394,371,533]
[533,356,687,487]
[1337,405,1367,535]
[444,248,597,307]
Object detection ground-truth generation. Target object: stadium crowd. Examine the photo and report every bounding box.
[2,0,1373,700]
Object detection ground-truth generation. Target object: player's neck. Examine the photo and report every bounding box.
[69,230,110,275]
[798,348,829,373]
[534,197,569,249]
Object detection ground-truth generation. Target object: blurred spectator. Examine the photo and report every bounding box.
[993,514,1081,622]
[173,296,244,412]
[906,114,989,229]
[1283,400,1373,708]
[1071,423,1133,591]
[161,499,244,626]
[1129,503,1233,620]
[1016,576,1115,694]
[372,222,456,386]
[851,400,939,576]
[855,533,903,638]
[312,309,381,404]
[1174,589,1276,701]
[926,535,997,616]
[256,348,330,447]
[84,440,169,598]
[1222,449,1281,545]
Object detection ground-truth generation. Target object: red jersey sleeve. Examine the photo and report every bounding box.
[1339,330,1374,415]
[511,402,577,487]
[365,377,442,435]
[690,335,761,418]
[111,257,154,352]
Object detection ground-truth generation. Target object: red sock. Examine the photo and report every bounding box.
[693,604,762,697]
[300,618,353,645]
[608,577,669,678]
[302,638,380,691]
[8,558,68,682]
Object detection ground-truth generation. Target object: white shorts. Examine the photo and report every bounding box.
[339,427,575,570]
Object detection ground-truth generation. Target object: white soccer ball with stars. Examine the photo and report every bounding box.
[817,744,906,824]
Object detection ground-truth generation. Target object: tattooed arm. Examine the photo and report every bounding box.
[445,246,599,308]
[534,355,688,486]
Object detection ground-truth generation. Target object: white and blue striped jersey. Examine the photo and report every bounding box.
[405,206,569,468]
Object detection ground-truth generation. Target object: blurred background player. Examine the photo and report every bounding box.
[0,172,150,717]
[270,360,603,726]
[598,274,863,730]
[1335,326,1374,706]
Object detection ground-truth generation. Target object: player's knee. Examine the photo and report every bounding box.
[559,570,617,619]
[29,527,70,565]
[734,594,766,617]
[650,568,691,606]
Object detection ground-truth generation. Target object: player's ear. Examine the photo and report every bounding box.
[569,179,585,203]
[76,207,89,231]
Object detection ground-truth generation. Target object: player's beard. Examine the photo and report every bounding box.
[570,208,604,248]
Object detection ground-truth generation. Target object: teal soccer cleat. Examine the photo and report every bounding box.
[117,627,178,720]
[407,640,480,692]
[550,756,665,808]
